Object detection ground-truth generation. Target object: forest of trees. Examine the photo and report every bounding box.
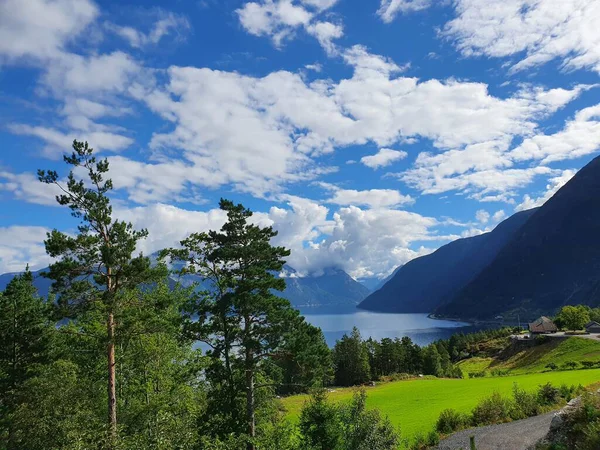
[0,141,518,449]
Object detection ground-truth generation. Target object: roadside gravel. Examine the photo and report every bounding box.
[436,411,555,450]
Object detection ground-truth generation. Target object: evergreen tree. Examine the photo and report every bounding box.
[0,268,50,448]
[422,345,442,377]
[38,140,166,444]
[162,199,303,450]
[332,327,371,386]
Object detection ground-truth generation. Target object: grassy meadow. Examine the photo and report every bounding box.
[281,339,600,442]
[458,336,600,375]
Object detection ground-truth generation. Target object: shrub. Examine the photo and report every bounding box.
[580,361,596,369]
[511,384,541,420]
[436,409,470,434]
[468,371,487,378]
[472,392,513,426]
[562,361,578,370]
[426,430,440,446]
[409,433,426,450]
[490,369,510,377]
[545,362,558,371]
[538,383,560,406]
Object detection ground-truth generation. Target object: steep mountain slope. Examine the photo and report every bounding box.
[437,154,600,320]
[358,209,537,313]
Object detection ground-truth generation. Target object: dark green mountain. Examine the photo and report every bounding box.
[357,208,537,313]
[437,154,600,320]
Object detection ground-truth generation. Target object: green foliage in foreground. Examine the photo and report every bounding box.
[282,369,600,441]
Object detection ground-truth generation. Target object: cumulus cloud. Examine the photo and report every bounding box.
[236,0,342,52]
[444,0,600,74]
[515,169,578,212]
[377,0,432,23]
[361,148,408,169]
[0,226,52,273]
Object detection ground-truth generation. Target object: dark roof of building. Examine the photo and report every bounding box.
[529,316,558,333]
[585,321,600,329]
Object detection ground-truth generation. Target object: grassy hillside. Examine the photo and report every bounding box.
[281,369,600,442]
[458,337,600,375]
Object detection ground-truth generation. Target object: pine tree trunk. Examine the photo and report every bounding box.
[107,311,117,445]
[245,357,255,450]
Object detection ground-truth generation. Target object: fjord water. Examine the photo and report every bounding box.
[299,310,482,347]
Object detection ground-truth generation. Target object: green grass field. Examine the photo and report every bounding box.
[281,369,600,442]
[458,337,600,375]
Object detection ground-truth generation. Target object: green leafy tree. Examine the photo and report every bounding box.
[332,327,371,386]
[557,305,590,331]
[38,140,166,443]
[0,268,51,448]
[162,199,303,450]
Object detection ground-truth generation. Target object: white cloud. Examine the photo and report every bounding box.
[105,11,190,48]
[444,0,600,74]
[377,0,432,23]
[492,210,507,222]
[361,148,408,169]
[515,169,577,211]
[475,209,489,224]
[0,226,52,273]
[306,21,343,55]
[319,183,414,208]
[114,198,442,279]
[511,103,600,164]
[8,124,133,159]
[0,171,62,206]
[236,0,342,52]
[0,0,98,62]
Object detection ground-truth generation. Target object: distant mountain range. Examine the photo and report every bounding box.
[361,154,600,320]
[0,261,370,310]
[358,208,537,313]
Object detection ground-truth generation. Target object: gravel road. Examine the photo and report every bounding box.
[436,411,555,450]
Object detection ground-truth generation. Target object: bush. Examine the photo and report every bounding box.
[472,392,513,426]
[426,430,440,446]
[436,409,470,434]
[511,384,541,420]
[562,361,578,370]
[490,369,510,377]
[538,383,560,406]
[468,371,487,378]
[545,362,558,371]
[580,361,596,369]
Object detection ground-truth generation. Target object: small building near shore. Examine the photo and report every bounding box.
[529,316,558,334]
[585,321,600,334]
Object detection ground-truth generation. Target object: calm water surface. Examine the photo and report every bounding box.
[299,310,489,347]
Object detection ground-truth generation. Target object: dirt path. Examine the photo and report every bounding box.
[437,411,555,450]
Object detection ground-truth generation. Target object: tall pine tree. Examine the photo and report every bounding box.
[38,140,165,444]
[163,199,304,450]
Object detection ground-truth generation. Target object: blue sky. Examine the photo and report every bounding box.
[1,0,600,280]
